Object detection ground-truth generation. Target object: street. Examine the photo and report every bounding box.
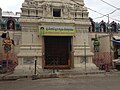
[0,75,120,90]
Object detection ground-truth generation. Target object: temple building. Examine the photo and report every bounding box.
[88,18,120,69]
[14,0,97,74]
[0,0,119,73]
[0,10,22,73]
[0,0,97,74]
[0,11,21,30]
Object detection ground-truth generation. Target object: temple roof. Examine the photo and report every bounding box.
[2,11,20,18]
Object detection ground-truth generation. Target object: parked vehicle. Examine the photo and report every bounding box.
[113,58,120,70]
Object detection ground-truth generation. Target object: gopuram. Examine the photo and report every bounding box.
[16,0,97,74]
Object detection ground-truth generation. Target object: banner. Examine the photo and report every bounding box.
[38,26,75,36]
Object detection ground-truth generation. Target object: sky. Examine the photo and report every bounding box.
[84,0,120,23]
[0,0,24,12]
[0,0,120,23]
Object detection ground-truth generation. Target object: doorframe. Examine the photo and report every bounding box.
[43,36,73,69]
[42,36,45,69]
[70,36,74,68]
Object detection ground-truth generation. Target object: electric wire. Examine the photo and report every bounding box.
[89,8,120,22]
[94,9,116,19]
[71,0,120,22]
[99,0,120,10]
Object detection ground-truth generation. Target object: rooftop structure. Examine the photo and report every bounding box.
[2,11,21,18]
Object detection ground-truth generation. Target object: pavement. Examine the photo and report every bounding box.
[0,69,119,81]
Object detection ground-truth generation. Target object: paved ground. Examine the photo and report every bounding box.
[0,75,120,90]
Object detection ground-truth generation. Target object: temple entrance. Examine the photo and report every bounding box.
[44,36,72,69]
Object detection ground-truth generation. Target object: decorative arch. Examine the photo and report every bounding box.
[7,17,15,30]
[89,17,95,32]
[1,19,6,30]
[15,18,21,30]
[110,21,117,32]
[99,20,106,32]
[95,22,99,32]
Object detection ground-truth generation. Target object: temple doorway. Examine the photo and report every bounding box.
[44,36,72,69]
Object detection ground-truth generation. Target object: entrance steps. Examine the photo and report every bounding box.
[36,68,105,77]
[13,65,105,78]
[58,69,105,76]
[0,68,106,80]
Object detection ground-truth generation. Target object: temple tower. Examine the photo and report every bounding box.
[16,0,97,74]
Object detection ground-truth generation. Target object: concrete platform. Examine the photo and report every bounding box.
[0,69,107,81]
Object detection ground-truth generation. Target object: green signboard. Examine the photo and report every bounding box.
[38,26,75,36]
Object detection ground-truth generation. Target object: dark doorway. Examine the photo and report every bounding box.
[53,9,61,17]
[44,36,72,69]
